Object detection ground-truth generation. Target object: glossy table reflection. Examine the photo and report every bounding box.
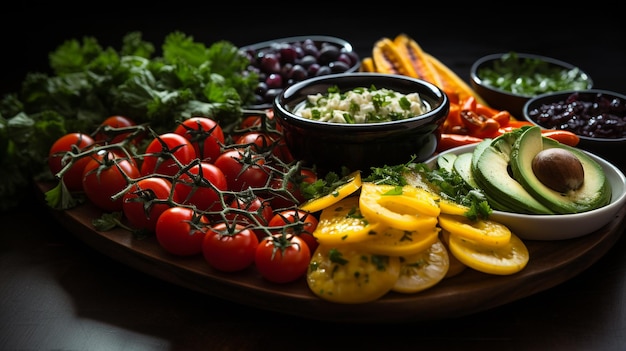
[1,12,625,351]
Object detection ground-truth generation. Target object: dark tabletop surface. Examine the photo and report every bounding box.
[1,11,626,351]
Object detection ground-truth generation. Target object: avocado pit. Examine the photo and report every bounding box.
[531,148,585,193]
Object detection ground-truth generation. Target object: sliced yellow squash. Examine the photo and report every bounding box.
[313,196,384,245]
[299,171,361,213]
[448,231,529,275]
[307,245,401,304]
[354,226,440,257]
[438,214,511,248]
[392,239,449,294]
[359,182,440,232]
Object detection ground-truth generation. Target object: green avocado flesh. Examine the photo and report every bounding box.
[510,126,611,214]
[437,126,612,215]
[473,141,554,214]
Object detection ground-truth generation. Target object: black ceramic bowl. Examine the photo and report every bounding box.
[522,89,626,172]
[470,52,593,119]
[240,35,361,110]
[273,73,450,174]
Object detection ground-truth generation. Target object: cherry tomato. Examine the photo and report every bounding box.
[268,209,319,252]
[239,115,264,129]
[173,161,228,212]
[82,150,141,212]
[225,192,274,241]
[213,148,271,191]
[48,132,96,192]
[122,177,177,232]
[174,117,225,163]
[140,133,196,177]
[202,222,259,272]
[255,234,311,284]
[267,168,318,209]
[238,111,280,132]
[94,115,141,145]
[235,131,276,153]
[156,206,208,256]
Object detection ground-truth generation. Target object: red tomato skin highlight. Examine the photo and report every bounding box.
[202,223,259,272]
[156,207,208,256]
[122,177,177,232]
[213,148,270,191]
[255,235,311,284]
[48,133,96,192]
[174,162,228,212]
[140,133,196,177]
[82,151,141,212]
[174,117,225,163]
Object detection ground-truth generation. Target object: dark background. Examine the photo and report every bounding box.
[2,12,625,96]
[2,10,626,351]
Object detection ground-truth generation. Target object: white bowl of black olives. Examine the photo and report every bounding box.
[240,35,361,110]
[522,89,626,172]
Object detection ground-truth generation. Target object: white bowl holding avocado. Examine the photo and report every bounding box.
[426,128,626,241]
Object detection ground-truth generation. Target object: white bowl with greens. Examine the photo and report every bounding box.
[426,129,626,241]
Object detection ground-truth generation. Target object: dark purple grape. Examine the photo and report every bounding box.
[341,49,359,66]
[318,45,340,65]
[337,53,353,66]
[260,54,281,74]
[242,38,359,106]
[329,61,350,73]
[288,65,307,82]
[307,63,321,76]
[315,66,332,76]
[302,43,320,57]
[279,46,298,64]
[265,73,283,89]
[298,55,317,68]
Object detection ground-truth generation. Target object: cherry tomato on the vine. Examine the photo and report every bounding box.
[122,177,178,232]
[237,130,294,164]
[94,115,142,145]
[268,209,319,252]
[235,131,277,153]
[202,222,259,272]
[48,132,96,192]
[225,191,274,241]
[255,234,311,284]
[174,117,225,163]
[267,168,318,209]
[140,133,196,177]
[156,206,208,256]
[82,150,141,212]
[213,148,271,191]
[173,161,228,212]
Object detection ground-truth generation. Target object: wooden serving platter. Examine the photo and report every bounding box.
[37,182,626,323]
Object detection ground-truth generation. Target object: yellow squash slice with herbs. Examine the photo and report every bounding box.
[299,171,361,213]
[359,182,440,232]
[354,226,440,257]
[313,196,384,245]
[307,245,401,304]
[392,239,450,293]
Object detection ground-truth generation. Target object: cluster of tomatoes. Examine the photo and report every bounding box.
[47,113,324,284]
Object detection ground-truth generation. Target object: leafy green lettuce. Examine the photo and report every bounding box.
[0,31,258,211]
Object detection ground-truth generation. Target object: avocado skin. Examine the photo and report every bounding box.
[510,126,611,214]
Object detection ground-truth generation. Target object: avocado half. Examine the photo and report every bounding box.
[510,126,611,214]
[472,136,554,214]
